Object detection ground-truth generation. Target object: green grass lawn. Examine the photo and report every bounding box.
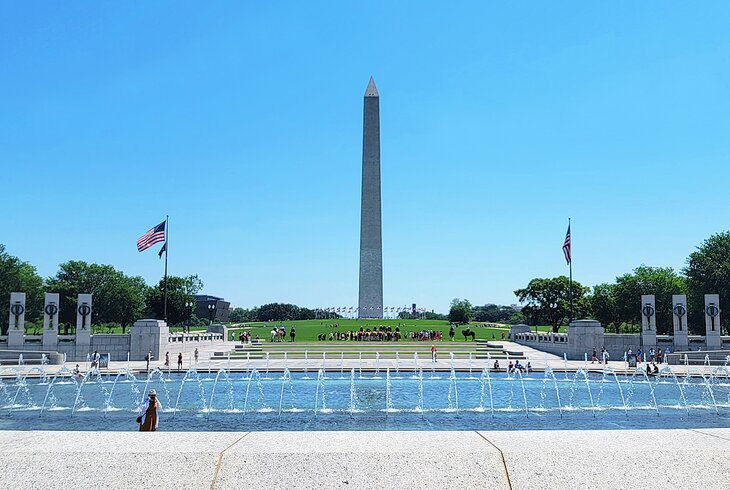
[224,319,565,343]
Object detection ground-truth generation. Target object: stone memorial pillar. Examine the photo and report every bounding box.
[704,294,721,350]
[130,319,169,362]
[641,294,657,351]
[75,294,92,359]
[567,319,604,360]
[8,292,26,349]
[42,293,60,350]
[671,294,688,351]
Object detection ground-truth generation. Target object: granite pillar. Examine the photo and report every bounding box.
[704,294,721,350]
[8,292,26,349]
[75,294,92,359]
[671,294,688,351]
[42,293,59,350]
[640,294,657,351]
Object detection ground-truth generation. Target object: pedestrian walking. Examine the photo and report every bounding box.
[177,352,183,371]
[194,348,199,364]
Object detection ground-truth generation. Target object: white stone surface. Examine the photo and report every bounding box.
[705,294,722,349]
[42,292,59,349]
[641,294,657,349]
[0,429,728,489]
[672,294,688,350]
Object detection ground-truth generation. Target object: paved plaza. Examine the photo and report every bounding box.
[0,429,728,489]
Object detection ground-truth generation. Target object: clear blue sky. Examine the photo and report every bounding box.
[2,2,729,312]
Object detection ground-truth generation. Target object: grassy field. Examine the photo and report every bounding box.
[224,319,565,343]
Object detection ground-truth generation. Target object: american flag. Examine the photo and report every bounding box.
[137,221,166,252]
[562,223,571,264]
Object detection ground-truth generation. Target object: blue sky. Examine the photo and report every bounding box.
[2,2,729,312]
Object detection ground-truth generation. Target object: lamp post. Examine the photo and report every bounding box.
[185,301,194,333]
[208,303,216,325]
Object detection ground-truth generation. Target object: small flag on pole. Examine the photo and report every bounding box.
[562,223,571,264]
[137,221,166,252]
[158,242,167,258]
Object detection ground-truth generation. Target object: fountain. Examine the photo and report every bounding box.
[385,368,393,415]
[349,368,357,417]
[395,352,400,375]
[3,363,728,432]
[374,352,380,376]
[313,369,326,415]
[278,369,291,418]
[447,369,459,415]
[413,352,418,376]
[479,368,494,417]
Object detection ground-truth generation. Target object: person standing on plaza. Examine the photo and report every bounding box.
[137,389,161,432]
[164,352,170,369]
[431,345,437,362]
[177,352,183,371]
[145,351,152,372]
[194,348,199,364]
[602,348,610,365]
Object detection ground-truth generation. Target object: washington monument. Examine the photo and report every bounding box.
[358,77,383,319]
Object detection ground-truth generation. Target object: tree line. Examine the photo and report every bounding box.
[511,232,730,335]
[0,244,203,334]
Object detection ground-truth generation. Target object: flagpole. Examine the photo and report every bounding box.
[163,215,169,322]
[568,217,573,324]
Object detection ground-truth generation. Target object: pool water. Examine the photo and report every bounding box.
[1,367,729,431]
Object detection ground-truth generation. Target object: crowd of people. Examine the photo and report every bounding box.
[313,326,447,342]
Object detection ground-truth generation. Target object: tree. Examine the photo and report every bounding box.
[0,245,44,333]
[229,307,254,323]
[514,276,590,332]
[685,232,730,334]
[471,304,518,323]
[448,298,472,324]
[590,283,621,333]
[612,266,686,335]
[145,275,203,326]
[45,261,148,333]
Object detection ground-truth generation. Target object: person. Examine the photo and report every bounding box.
[431,345,437,362]
[526,361,532,373]
[194,348,199,364]
[145,351,152,372]
[164,352,170,369]
[94,351,101,369]
[591,348,598,363]
[493,360,500,371]
[449,324,455,341]
[508,360,514,373]
[177,352,183,371]
[649,347,655,363]
[91,350,99,369]
[602,348,610,365]
[270,328,277,342]
[290,326,296,342]
[137,389,161,431]
[72,364,81,380]
[664,347,670,364]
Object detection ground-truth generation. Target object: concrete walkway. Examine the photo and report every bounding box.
[0,429,728,489]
